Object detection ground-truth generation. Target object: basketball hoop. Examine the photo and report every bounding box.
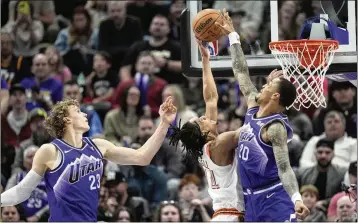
[269,39,339,110]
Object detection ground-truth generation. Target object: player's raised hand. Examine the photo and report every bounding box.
[294,201,310,220]
[215,8,235,35]
[196,39,210,60]
[267,69,283,83]
[159,96,177,125]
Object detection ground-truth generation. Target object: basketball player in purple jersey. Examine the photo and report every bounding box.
[1,97,177,222]
[215,9,310,221]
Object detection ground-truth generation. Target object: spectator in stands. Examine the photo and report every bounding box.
[126,0,167,37]
[314,81,357,138]
[85,1,108,29]
[216,111,229,134]
[87,51,117,104]
[167,0,185,41]
[98,1,143,72]
[1,205,26,222]
[1,84,31,148]
[161,84,198,128]
[6,145,49,222]
[11,108,51,175]
[104,171,151,221]
[296,138,347,212]
[104,85,144,146]
[2,1,44,57]
[300,110,357,169]
[1,77,10,115]
[55,6,98,76]
[154,200,184,222]
[120,14,183,84]
[45,45,72,83]
[300,185,327,221]
[21,54,63,110]
[114,51,167,118]
[134,116,184,195]
[111,207,135,222]
[336,196,357,222]
[178,174,212,222]
[288,108,314,142]
[63,80,103,137]
[1,32,32,86]
[327,161,357,221]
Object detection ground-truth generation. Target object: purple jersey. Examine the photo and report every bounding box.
[237,106,293,189]
[44,137,103,222]
[17,171,48,217]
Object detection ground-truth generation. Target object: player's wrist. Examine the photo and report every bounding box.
[291,192,303,204]
[228,32,240,46]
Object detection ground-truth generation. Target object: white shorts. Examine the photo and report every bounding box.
[211,214,240,221]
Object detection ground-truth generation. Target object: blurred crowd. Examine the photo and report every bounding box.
[0,0,356,222]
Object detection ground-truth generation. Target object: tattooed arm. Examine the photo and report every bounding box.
[229,42,258,108]
[266,122,299,198]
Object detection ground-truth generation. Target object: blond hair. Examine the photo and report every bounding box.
[44,99,80,138]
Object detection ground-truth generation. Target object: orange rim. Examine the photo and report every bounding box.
[269,39,339,51]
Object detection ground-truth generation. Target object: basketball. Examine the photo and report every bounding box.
[192,9,223,42]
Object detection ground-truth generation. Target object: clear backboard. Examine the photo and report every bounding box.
[181,0,357,78]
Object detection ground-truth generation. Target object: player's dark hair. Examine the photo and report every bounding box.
[168,120,208,161]
[278,77,297,108]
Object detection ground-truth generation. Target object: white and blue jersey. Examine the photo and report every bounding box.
[44,137,103,222]
[237,107,296,222]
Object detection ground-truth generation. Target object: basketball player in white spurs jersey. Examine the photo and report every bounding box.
[169,40,246,221]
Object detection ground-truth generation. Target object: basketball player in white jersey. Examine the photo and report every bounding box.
[169,40,246,221]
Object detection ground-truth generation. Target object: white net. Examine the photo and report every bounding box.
[270,41,338,110]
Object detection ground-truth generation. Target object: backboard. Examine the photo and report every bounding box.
[181,0,357,78]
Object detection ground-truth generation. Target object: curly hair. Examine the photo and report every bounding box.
[168,120,208,161]
[44,99,80,138]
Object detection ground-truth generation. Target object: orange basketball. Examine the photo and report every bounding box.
[192,9,223,42]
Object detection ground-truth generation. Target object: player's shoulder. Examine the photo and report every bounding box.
[38,143,57,154]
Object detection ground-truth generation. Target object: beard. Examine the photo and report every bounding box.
[33,130,52,145]
[317,160,331,168]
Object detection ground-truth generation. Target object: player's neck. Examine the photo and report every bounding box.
[62,128,83,148]
[257,104,277,118]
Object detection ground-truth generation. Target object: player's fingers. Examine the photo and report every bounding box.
[214,22,224,29]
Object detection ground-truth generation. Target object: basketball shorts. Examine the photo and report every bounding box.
[211,208,245,222]
[243,182,297,222]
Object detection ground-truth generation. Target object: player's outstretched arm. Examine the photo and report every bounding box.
[94,97,177,166]
[267,122,310,219]
[1,144,56,206]
[197,40,218,121]
[215,9,258,108]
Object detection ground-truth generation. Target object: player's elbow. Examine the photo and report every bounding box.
[136,151,151,166]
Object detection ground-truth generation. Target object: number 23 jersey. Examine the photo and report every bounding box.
[237,107,293,189]
[44,137,103,222]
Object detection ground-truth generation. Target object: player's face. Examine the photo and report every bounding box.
[66,105,89,132]
[302,191,317,210]
[315,146,333,167]
[189,116,216,134]
[256,78,280,104]
[161,205,180,222]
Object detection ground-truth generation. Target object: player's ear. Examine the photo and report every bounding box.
[271,92,280,100]
[63,117,71,124]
